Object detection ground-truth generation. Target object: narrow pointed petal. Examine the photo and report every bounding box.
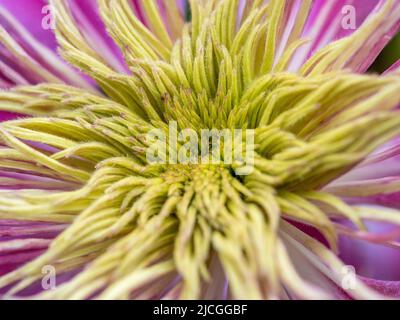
[384,59,400,74]
[0,0,57,49]
[339,221,400,280]
[360,277,400,297]
[296,0,400,74]
[0,3,94,89]
[68,0,128,73]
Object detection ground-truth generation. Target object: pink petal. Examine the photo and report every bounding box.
[0,3,94,88]
[344,1,400,73]
[0,0,57,49]
[69,0,128,73]
[339,221,400,280]
[0,239,51,254]
[331,137,400,183]
[346,193,400,209]
[329,138,400,207]
[290,0,379,70]
[0,250,45,276]
[326,176,400,209]
[335,0,381,38]
[384,59,400,74]
[0,221,66,239]
[290,0,400,73]
[360,277,400,297]
[176,0,186,16]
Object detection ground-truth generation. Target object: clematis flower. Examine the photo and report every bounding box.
[0,0,399,300]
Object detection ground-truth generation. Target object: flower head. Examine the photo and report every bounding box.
[0,0,399,299]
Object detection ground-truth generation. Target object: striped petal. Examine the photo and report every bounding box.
[0,0,57,49]
[339,221,400,280]
[294,0,400,74]
[385,59,400,74]
[0,2,93,89]
[360,277,400,297]
[68,0,128,73]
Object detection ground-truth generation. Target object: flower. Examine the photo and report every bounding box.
[0,0,399,300]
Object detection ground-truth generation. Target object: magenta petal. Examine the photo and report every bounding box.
[327,177,400,209]
[69,0,128,73]
[333,138,400,182]
[0,239,51,254]
[339,221,400,281]
[337,222,400,244]
[0,0,57,50]
[345,192,400,209]
[291,0,380,70]
[335,0,380,39]
[346,1,400,73]
[0,111,22,122]
[175,0,186,16]
[0,222,66,239]
[327,137,400,207]
[0,3,96,89]
[360,277,400,298]
[291,0,400,72]
[0,250,45,276]
[384,59,400,74]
